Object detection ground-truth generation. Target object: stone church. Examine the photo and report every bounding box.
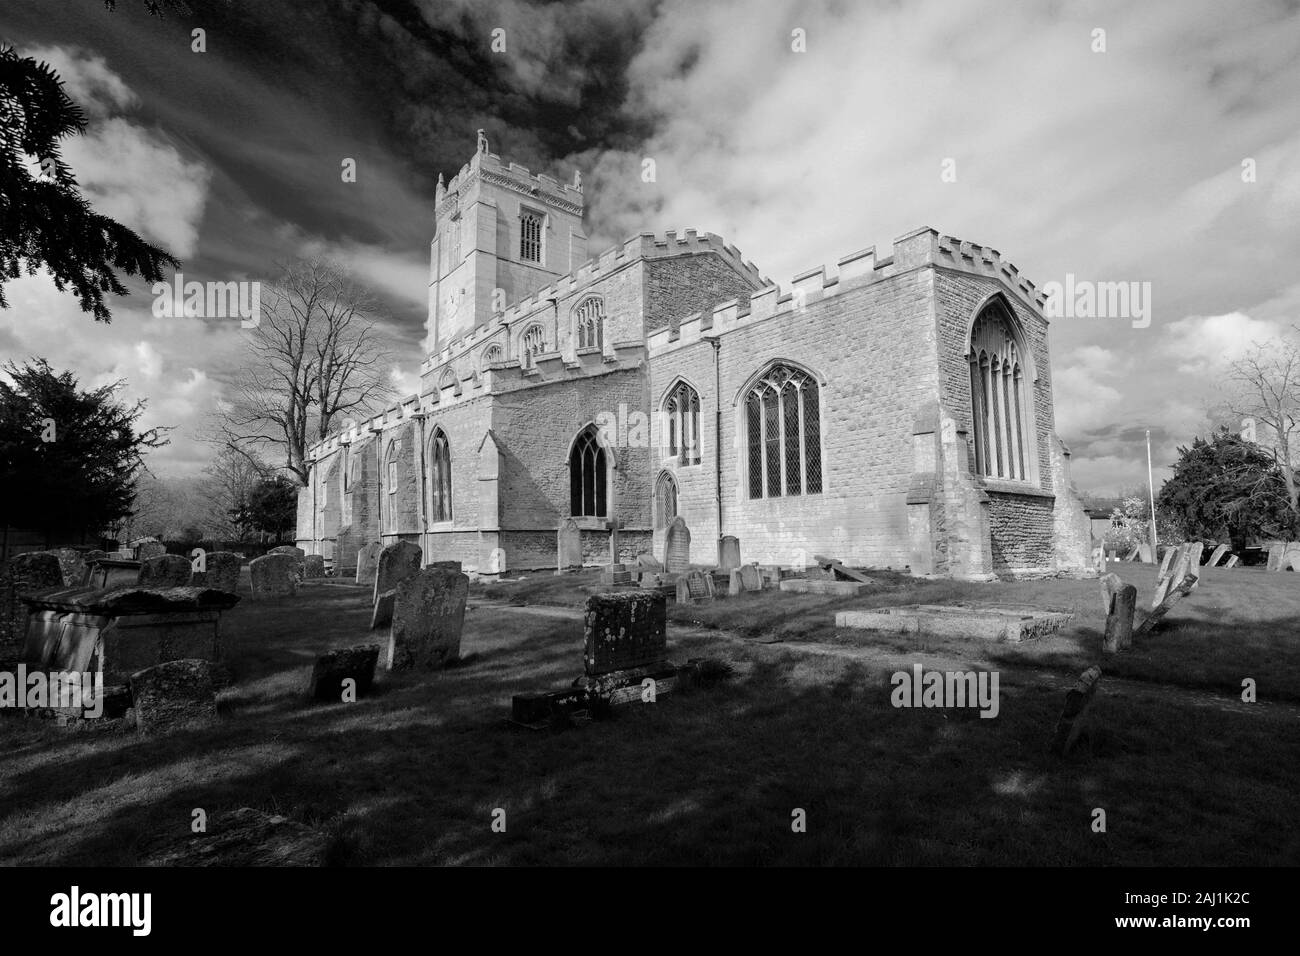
[296,136,1093,579]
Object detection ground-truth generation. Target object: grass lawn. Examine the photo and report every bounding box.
[2,563,1298,866]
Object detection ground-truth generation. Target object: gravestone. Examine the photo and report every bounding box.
[303,554,326,579]
[718,536,741,572]
[355,542,382,585]
[557,519,582,570]
[136,540,166,562]
[1266,541,1287,572]
[129,658,217,735]
[1135,573,1198,638]
[204,552,242,594]
[1137,542,1153,563]
[1,552,63,651]
[269,545,305,559]
[582,591,667,676]
[1102,583,1137,654]
[1153,544,1188,609]
[48,549,88,588]
[1183,542,1204,588]
[663,516,691,573]
[728,563,763,596]
[371,589,397,630]
[387,567,469,670]
[1091,546,1105,570]
[138,554,193,588]
[1207,544,1229,568]
[308,644,380,702]
[374,541,423,606]
[1224,555,1239,569]
[1284,543,1300,572]
[676,569,715,604]
[249,554,298,600]
[427,560,463,571]
[1099,572,1123,615]
[1050,666,1102,756]
[1157,546,1177,579]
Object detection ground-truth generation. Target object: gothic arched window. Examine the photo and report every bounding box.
[481,344,503,371]
[655,471,678,529]
[663,381,701,465]
[385,443,400,531]
[438,366,457,391]
[569,425,608,517]
[968,300,1029,481]
[574,296,604,350]
[744,364,822,499]
[520,324,546,367]
[520,211,543,263]
[430,428,452,522]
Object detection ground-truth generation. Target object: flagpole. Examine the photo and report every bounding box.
[1146,429,1158,556]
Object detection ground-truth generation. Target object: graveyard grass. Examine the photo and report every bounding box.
[1,563,1298,865]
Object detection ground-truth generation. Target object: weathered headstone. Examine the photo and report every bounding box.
[1224,554,1239,569]
[582,591,667,676]
[1102,583,1137,654]
[1184,541,1204,589]
[727,563,763,596]
[129,658,217,735]
[1091,546,1105,571]
[1207,544,1229,568]
[1099,572,1123,615]
[718,535,741,572]
[1137,542,1153,563]
[1284,543,1300,572]
[308,644,380,702]
[676,569,715,604]
[663,516,691,573]
[204,552,242,594]
[249,553,298,600]
[1124,546,1139,561]
[303,554,326,578]
[1266,541,1287,572]
[0,552,63,651]
[1135,573,1197,638]
[371,589,397,630]
[387,567,469,670]
[1157,546,1177,579]
[47,549,88,588]
[268,545,305,560]
[138,554,193,588]
[374,541,423,605]
[136,540,167,562]
[557,519,582,570]
[1153,543,1188,609]
[1050,666,1101,756]
[355,542,382,585]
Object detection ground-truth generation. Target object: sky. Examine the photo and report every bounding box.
[2,0,1299,495]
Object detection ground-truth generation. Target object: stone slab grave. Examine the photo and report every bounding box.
[836,603,1074,643]
[308,644,380,702]
[370,542,423,630]
[781,578,870,596]
[137,806,327,866]
[249,553,298,600]
[138,554,193,588]
[718,535,741,572]
[1050,666,1102,756]
[814,554,875,586]
[204,552,242,594]
[129,658,217,736]
[663,516,691,574]
[512,591,717,728]
[21,586,240,699]
[355,541,382,585]
[728,562,763,596]
[387,566,469,670]
[1,551,64,651]
[557,518,582,571]
[675,569,715,604]
[86,559,142,591]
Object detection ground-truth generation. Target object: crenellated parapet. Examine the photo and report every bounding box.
[436,148,585,221]
[647,226,1047,357]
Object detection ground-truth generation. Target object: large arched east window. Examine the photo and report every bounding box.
[574,296,604,350]
[655,471,678,529]
[569,425,608,517]
[968,299,1030,481]
[663,381,701,465]
[430,428,452,522]
[744,364,822,499]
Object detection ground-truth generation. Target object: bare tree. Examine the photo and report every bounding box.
[218,258,393,484]
[199,444,269,539]
[1227,336,1300,520]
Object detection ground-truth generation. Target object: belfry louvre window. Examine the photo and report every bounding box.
[664,381,701,465]
[744,365,822,499]
[570,426,607,517]
[575,296,604,350]
[968,301,1029,481]
[430,428,452,522]
[520,212,542,263]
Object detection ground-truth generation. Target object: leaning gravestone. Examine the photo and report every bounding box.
[129,658,218,735]
[1050,666,1102,756]
[664,516,691,573]
[387,567,469,670]
[136,540,167,562]
[718,535,741,572]
[1207,544,1229,568]
[308,644,380,702]
[0,552,63,651]
[302,554,326,579]
[583,591,668,676]
[355,542,382,585]
[557,519,582,570]
[728,563,763,596]
[47,549,88,588]
[1099,572,1123,615]
[1224,554,1240,569]
[138,554,193,588]
[204,552,242,594]
[1102,583,1137,654]
[249,554,298,600]
[1184,541,1205,589]
[374,542,423,605]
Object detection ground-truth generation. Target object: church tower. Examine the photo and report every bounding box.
[427,131,588,354]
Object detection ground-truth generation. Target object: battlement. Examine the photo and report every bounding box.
[438,148,584,218]
[646,227,1047,357]
[419,227,768,376]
